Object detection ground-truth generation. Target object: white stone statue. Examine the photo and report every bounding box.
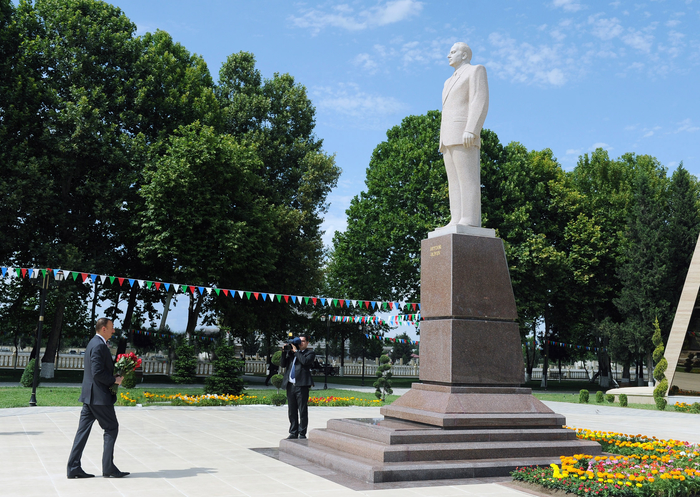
[439,42,489,228]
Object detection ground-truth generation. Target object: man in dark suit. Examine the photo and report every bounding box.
[280,335,315,439]
[67,318,129,479]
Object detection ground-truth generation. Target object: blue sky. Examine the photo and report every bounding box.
[98,0,700,337]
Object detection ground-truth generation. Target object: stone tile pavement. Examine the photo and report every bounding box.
[2,395,700,497]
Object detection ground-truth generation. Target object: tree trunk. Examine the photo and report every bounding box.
[647,351,654,387]
[91,281,98,327]
[41,291,67,378]
[159,289,175,331]
[185,292,205,335]
[116,284,139,357]
[540,330,549,389]
[622,360,630,380]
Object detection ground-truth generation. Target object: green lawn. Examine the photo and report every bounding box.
[0,385,399,408]
[531,391,678,411]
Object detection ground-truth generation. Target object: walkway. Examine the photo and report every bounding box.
[3,386,700,496]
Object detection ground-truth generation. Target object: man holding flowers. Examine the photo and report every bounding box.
[67,318,129,479]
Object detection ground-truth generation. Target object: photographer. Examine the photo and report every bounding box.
[280,335,315,439]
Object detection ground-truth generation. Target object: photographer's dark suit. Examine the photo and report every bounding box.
[281,346,315,438]
[67,334,120,476]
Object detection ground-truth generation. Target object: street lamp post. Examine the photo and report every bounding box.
[29,272,50,407]
[361,322,366,387]
[324,315,330,390]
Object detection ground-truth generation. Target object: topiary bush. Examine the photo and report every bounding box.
[204,344,245,395]
[271,350,282,367]
[20,359,39,387]
[579,389,589,404]
[595,391,604,403]
[652,317,668,410]
[374,355,393,401]
[270,373,284,392]
[619,393,628,407]
[606,394,615,403]
[172,341,197,384]
[270,392,287,406]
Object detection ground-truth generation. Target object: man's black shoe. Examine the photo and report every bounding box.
[298,435,307,440]
[103,471,130,478]
[286,434,298,439]
[67,469,95,479]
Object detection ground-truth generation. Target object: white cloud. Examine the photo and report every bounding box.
[566,148,582,155]
[552,0,585,12]
[666,19,681,27]
[353,53,378,73]
[590,142,613,151]
[621,29,654,52]
[675,118,700,133]
[550,29,567,41]
[313,83,406,121]
[290,0,423,34]
[588,15,624,40]
[485,32,578,87]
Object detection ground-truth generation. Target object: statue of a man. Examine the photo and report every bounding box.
[439,42,489,228]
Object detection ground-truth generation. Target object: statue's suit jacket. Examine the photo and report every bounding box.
[78,335,117,406]
[439,63,489,152]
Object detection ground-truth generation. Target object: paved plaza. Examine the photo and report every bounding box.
[2,391,700,497]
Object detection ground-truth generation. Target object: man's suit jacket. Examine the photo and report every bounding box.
[440,63,489,152]
[280,347,316,388]
[78,335,117,405]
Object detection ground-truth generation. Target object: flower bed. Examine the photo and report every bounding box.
[512,428,700,496]
[116,391,383,407]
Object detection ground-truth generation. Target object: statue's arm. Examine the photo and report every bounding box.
[463,65,490,147]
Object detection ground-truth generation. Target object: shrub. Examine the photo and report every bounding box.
[606,394,615,403]
[172,341,197,384]
[270,393,287,406]
[652,317,668,410]
[121,369,137,388]
[270,373,284,392]
[21,359,39,387]
[619,394,628,407]
[669,385,680,395]
[204,344,245,395]
[271,350,282,367]
[691,402,700,414]
[595,391,604,403]
[579,389,589,404]
[374,355,393,401]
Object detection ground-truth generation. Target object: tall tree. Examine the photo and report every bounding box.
[215,52,339,344]
[137,122,276,334]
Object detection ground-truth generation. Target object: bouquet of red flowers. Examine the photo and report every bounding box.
[110,352,142,394]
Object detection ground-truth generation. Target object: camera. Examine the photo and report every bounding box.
[283,337,302,351]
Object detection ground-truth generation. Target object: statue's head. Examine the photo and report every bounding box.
[448,42,472,68]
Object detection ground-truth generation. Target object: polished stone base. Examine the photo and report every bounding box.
[380,384,558,428]
[279,415,601,483]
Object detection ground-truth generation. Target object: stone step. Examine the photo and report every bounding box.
[279,438,581,483]
[309,428,600,463]
[381,406,567,428]
[326,417,578,444]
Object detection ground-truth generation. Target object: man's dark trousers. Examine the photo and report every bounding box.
[286,383,310,437]
[68,404,119,474]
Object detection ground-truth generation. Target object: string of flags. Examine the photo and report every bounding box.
[533,338,607,353]
[327,314,421,326]
[1,266,421,313]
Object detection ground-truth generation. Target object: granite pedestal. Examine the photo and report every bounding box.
[280,232,600,482]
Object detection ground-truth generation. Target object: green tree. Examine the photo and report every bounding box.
[389,333,416,365]
[204,343,245,395]
[214,52,339,346]
[614,161,671,383]
[138,122,276,334]
[172,340,197,384]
